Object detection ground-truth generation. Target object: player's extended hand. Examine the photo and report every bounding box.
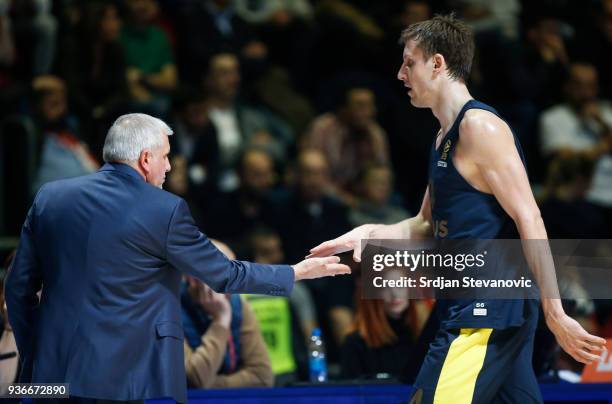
[307,224,379,262]
[292,256,351,281]
[546,313,606,364]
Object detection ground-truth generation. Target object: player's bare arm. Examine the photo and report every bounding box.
[307,187,433,261]
[458,109,606,364]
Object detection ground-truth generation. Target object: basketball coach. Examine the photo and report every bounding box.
[5,113,350,403]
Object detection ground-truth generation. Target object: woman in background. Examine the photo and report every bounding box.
[341,269,430,380]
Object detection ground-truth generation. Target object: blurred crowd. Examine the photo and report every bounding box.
[1,0,612,389]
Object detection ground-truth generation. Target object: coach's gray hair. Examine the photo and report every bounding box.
[102,113,173,163]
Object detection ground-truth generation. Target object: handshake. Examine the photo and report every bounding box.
[292,225,377,281]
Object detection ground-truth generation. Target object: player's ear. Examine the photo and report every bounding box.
[432,53,445,75]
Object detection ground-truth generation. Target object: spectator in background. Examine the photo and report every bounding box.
[539,151,604,238]
[233,0,313,88]
[399,0,431,28]
[0,0,15,71]
[341,269,420,380]
[451,0,521,40]
[120,0,177,119]
[204,52,292,191]
[302,87,389,205]
[267,149,353,361]
[55,0,128,155]
[204,147,277,255]
[10,0,56,77]
[539,62,612,224]
[524,14,570,109]
[165,154,189,198]
[249,227,317,341]
[170,89,221,202]
[0,251,19,396]
[571,0,612,100]
[182,240,274,388]
[310,0,385,81]
[250,66,315,143]
[228,1,317,138]
[0,0,22,116]
[164,154,205,227]
[177,0,267,83]
[268,149,350,264]
[233,0,312,25]
[30,75,99,194]
[245,227,315,384]
[350,164,409,227]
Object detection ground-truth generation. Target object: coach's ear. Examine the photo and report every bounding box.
[139,149,153,176]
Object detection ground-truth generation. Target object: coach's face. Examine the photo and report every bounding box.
[141,134,171,188]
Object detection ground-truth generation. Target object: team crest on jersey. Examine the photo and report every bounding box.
[437,140,452,167]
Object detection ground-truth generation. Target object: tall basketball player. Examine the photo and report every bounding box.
[308,14,606,404]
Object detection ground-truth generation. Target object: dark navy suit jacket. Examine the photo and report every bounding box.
[5,163,294,402]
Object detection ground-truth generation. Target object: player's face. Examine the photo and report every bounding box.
[397,40,435,108]
[144,135,171,188]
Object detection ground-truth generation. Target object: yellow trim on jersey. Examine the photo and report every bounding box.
[433,328,493,404]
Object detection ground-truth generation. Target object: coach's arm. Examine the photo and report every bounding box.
[166,199,350,296]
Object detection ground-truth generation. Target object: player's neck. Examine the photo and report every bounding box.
[431,81,473,135]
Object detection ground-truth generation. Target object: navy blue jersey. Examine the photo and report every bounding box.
[428,99,534,329]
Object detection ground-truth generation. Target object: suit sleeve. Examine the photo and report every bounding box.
[166,199,294,296]
[5,196,44,379]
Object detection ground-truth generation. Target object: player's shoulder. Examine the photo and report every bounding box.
[460,109,505,134]
[459,108,513,145]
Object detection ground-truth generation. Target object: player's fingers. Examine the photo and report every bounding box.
[568,348,589,364]
[309,240,337,254]
[353,248,361,262]
[324,256,341,264]
[324,263,351,275]
[575,348,600,363]
[568,342,597,364]
[579,338,605,354]
[307,246,336,258]
[584,333,607,348]
[309,256,340,266]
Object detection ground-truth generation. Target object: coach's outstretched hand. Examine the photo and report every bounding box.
[307,224,380,262]
[546,310,606,364]
[292,256,351,281]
